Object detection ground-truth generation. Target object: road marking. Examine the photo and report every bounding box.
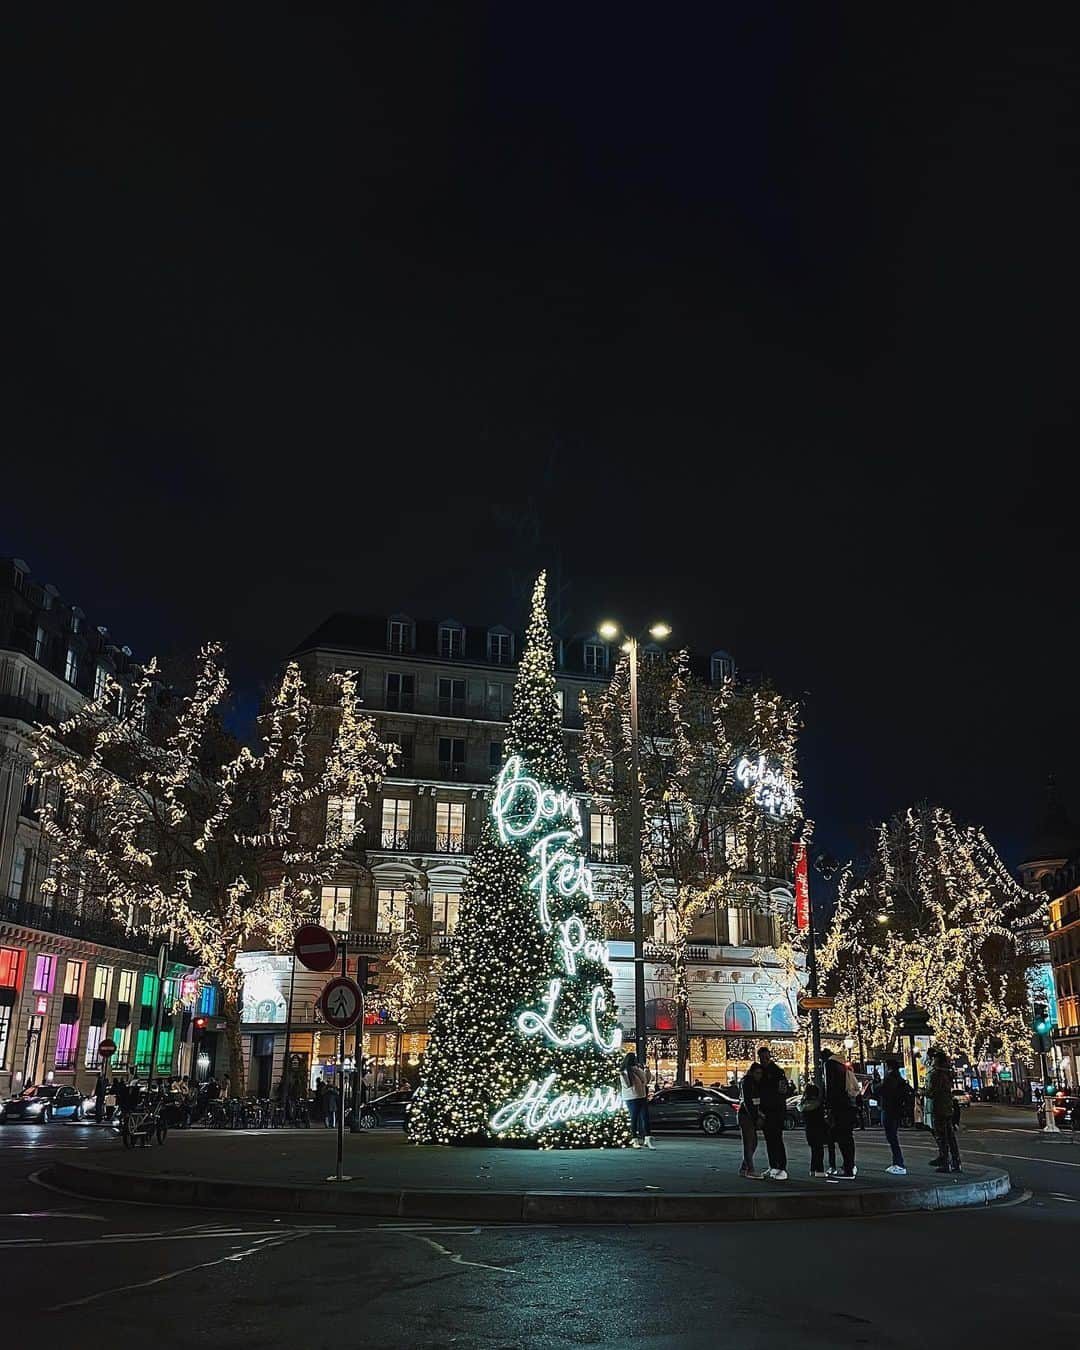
[0,1210,107,1221]
[395,1230,516,1274]
[964,1149,1080,1169]
[51,1230,305,1310]
[1049,1193,1077,1203]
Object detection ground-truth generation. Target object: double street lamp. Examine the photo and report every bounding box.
[597,619,672,1072]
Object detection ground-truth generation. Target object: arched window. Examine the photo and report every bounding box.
[724,1001,754,1032]
[769,1002,796,1033]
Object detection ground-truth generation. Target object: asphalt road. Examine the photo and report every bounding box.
[0,1106,1076,1349]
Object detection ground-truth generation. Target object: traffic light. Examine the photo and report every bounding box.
[193,1015,208,1032]
[1033,1001,1052,1037]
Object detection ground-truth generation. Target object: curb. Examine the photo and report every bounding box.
[44,1160,1011,1223]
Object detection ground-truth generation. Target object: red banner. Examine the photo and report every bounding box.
[793,841,810,931]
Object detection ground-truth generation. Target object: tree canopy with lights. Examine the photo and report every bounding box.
[31,645,393,1093]
[410,573,629,1147]
[819,804,1037,1064]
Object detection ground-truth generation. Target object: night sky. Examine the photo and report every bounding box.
[5,7,1079,871]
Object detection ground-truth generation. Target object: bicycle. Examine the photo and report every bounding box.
[120,1097,168,1148]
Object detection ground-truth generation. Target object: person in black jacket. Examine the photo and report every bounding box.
[877,1057,913,1174]
[822,1048,857,1178]
[756,1047,791,1180]
[738,1062,764,1176]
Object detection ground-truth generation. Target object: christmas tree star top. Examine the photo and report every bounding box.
[504,571,568,786]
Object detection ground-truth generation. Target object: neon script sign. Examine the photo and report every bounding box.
[735,755,795,819]
[489,756,623,1133]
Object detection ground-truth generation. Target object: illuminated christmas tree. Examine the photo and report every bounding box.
[410,572,630,1147]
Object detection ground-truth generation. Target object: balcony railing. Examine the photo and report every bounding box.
[368,829,483,856]
[0,894,163,958]
[336,929,455,956]
[364,689,585,730]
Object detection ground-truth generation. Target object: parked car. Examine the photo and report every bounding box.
[357,1088,413,1129]
[648,1087,738,1136]
[1,1085,84,1123]
[80,1091,120,1121]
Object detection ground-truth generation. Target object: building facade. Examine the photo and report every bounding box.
[238,611,805,1096]
[0,558,193,1097]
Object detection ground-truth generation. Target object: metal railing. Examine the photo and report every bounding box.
[0,893,163,957]
[369,828,483,856]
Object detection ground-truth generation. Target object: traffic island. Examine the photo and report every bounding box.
[43,1130,1011,1222]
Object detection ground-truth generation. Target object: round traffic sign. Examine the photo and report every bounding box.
[294,923,338,972]
[98,1039,117,1058]
[319,976,364,1030]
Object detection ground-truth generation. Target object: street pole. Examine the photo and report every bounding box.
[335,938,346,1180]
[852,970,866,1068]
[804,883,823,1089]
[148,941,169,1087]
[283,953,296,1109]
[627,636,648,1074]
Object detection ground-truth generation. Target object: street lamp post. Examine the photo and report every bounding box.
[598,619,670,1073]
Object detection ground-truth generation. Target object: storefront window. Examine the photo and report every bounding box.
[64,960,85,998]
[0,1005,12,1069]
[0,947,24,990]
[723,1001,755,1032]
[55,1020,79,1070]
[33,954,55,993]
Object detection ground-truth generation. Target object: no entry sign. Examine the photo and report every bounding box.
[294,923,338,972]
[319,976,363,1030]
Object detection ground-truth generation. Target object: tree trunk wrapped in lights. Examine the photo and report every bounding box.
[580,650,802,1082]
[410,573,629,1147]
[31,645,394,1096]
[819,804,1038,1065]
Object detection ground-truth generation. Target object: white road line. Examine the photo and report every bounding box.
[964,1149,1080,1169]
[50,1231,305,1311]
[395,1230,516,1274]
[0,1210,108,1221]
[1049,1193,1077,1203]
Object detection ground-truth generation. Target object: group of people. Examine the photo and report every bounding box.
[619,1043,964,1180]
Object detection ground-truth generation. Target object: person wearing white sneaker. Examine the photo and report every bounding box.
[765,1168,788,1180]
[885,1164,907,1175]
[619,1051,651,1149]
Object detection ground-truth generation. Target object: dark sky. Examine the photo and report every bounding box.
[4,6,1079,870]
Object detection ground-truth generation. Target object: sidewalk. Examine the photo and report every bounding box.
[47,1128,1010,1223]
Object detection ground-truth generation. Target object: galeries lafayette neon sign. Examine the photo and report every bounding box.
[735,755,796,819]
[489,755,624,1132]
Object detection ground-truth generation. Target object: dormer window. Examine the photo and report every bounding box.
[439,621,465,659]
[487,628,513,665]
[583,640,608,675]
[387,616,414,654]
[640,643,663,666]
[710,651,736,684]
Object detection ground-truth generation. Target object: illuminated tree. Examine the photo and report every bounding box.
[581,653,801,1082]
[31,645,393,1094]
[411,573,629,1147]
[819,805,1036,1064]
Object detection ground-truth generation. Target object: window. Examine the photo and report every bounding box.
[10,846,32,900]
[584,642,607,675]
[140,972,159,1013]
[485,682,510,718]
[93,965,113,1002]
[392,733,414,770]
[381,798,412,848]
[727,907,755,946]
[64,960,84,998]
[385,672,414,712]
[439,624,464,659]
[770,1003,797,1033]
[35,690,49,717]
[64,647,79,685]
[55,1020,79,1070]
[436,801,466,852]
[117,969,136,1005]
[554,689,565,718]
[20,778,39,818]
[710,652,736,684]
[438,737,466,778]
[376,888,408,933]
[487,630,513,664]
[590,810,617,863]
[641,644,663,666]
[70,611,81,633]
[84,1022,106,1068]
[723,1001,755,1032]
[430,891,460,934]
[320,885,352,932]
[94,664,109,700]
[34,626,46,660]
[134,1028,152,1075]
[33,954,55,993]
[489,741,504,769]
[387,618,412,653]
[0,1004,11,1070]
[155,1028,175,1076]
[199,984,220,1016]
[0,947,23,989]
[326,796,358,845]
[438,678,466,716]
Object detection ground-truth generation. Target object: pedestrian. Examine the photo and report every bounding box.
[325,1077,339,1129]
[756,1046,790,1181]
[822,1048,858,1178]
[314,1077,327,1125]
[94,1070,108,1123]
[738,1061,764,1177]
[877,1057,913,1175]
[800,1084,832,1177]
[220,1072,231,1101]
[619,1051,654,1149]
[928,1050,961,1173]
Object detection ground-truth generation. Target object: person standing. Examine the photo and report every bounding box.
[325,1076,339,1129]
[619,1051,654,1149]
[94,1070,108,1123]
[314,1077,327,1126]
[928,1050,961,1173]
[756,1047,790,1181]
[738,1061,764,1177]
[800,1084,832,1177]
[822,1048,858,1178]
[878,1057,913,1175]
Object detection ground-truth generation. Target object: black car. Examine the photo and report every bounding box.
[648,1087,738,1136]
[1,1084,84,1123]
[357,1088,413,1129]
